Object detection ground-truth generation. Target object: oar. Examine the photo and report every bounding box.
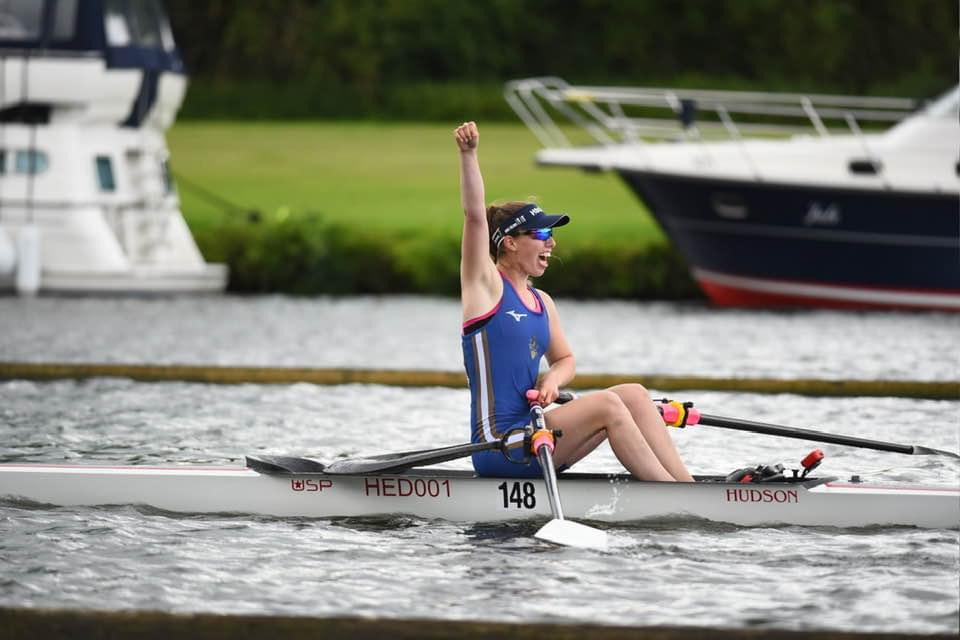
[658,402,960,459]
[322,440,503,475]
[526,390,609,550]
[698,413,960,458]
[322,392,579,475]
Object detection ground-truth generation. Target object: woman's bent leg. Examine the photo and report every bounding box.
[544,391,675,482]
[558,431,607,468]
[608,384,694,482]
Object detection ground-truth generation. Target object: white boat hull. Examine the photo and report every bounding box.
[39,263,228,294]
[1,464,957,529]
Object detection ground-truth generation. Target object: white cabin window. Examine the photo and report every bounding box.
[104,2,131,46]
[159,15,176,52]
[104,0,167,48]
[15,150,48,174]
[126,0,163,48]
[95,156,115,192]
[0,0,43,40]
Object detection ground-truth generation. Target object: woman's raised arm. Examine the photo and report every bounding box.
[454,122,496,293]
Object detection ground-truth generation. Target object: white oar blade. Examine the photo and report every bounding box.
[535,519,608,550]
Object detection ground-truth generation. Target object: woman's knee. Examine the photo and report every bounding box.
[610,383,652,404]
[594,390,631,423]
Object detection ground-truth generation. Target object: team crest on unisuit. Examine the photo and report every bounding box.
[529,336,538,359]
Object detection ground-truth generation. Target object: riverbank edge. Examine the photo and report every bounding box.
[1,362,956,399]
[1,607,954,640]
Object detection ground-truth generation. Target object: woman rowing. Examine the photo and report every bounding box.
[454,121,694,482]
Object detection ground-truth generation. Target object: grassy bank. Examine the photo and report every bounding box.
[167,121,698,298]
[167,122,664,244]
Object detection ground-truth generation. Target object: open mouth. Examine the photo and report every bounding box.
[538,252,551,268]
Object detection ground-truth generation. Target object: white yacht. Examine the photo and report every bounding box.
[506,77,959,311]
[0,0,226,295]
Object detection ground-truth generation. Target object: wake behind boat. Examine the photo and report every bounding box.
[1,456,957,530]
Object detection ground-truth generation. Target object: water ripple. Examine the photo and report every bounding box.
[0,296,956,380]
[0,297,957,632]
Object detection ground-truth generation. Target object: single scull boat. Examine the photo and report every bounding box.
[4,399,957,535]
[1,456,957,529]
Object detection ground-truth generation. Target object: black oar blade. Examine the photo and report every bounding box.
[322,441,500,475]
[911,445,960,459]
[246,455,326,474]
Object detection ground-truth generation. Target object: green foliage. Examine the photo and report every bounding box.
[536,243,700,300]
[177,81,514,121]
[196,210,697,299]
[390,232,462,296]
[172,120,692,297]
[206,211,411,294]
[166,0,958,120]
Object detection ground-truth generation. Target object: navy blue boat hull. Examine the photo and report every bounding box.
[619,171,960,310]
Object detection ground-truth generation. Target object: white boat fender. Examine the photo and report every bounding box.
[0,228,15,275]
[15,225,41,295]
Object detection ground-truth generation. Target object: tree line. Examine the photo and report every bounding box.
[165,0,957,119]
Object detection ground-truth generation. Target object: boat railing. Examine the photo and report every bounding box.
[504,76,919,151]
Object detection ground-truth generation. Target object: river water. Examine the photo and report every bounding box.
[0,295,957,633]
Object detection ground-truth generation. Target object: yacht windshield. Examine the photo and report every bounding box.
[925,86,959,119]
[0,0,44,41]
[104,0,176,51]
[0,0,82,46]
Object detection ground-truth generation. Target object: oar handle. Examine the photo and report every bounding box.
[526,390,560,457]
[657,400,701,427]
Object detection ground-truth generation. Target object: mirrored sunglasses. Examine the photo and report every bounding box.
[522,228,553,241]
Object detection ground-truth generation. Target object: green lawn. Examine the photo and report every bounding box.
[167,121,666,249]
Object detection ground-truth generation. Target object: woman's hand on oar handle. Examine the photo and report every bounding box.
[526,388,577,407]
[454,121,479,152]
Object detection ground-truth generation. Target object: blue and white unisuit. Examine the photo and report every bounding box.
[462,273,550,477]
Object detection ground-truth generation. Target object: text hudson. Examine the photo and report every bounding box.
[725,488,798,504]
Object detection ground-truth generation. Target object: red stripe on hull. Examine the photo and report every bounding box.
[697,278,960,312]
